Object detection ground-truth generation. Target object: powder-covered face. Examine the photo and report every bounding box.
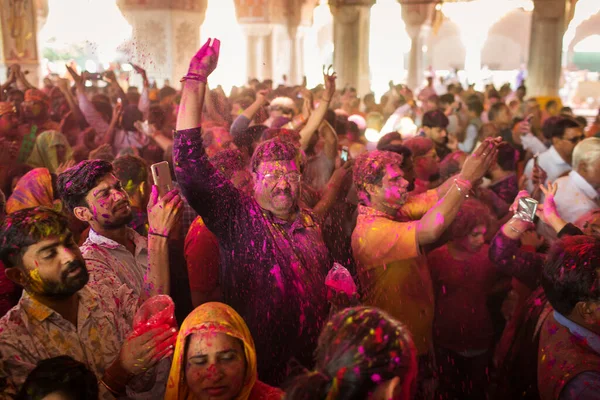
[79,174,133,230]
[370,164,410,210]
[455,224,487,253]
[413,148,440,182]
[19,233,88,298]
[0,112,18,135]
[22,101,46,120]
[425,127,447,145]
[185,332,246,400]
[254,160,301,215]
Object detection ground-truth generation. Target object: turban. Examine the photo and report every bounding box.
[24,89,50,106]
[0,102,16,117]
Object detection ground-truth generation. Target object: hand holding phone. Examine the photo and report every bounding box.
[341,146,349,162]
[151,161,173,198]
[515,197,538,222]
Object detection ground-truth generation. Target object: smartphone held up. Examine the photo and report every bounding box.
[151,161,173,198]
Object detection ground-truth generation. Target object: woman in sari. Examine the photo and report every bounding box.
[166,302,283,400]
[26,130,73,173]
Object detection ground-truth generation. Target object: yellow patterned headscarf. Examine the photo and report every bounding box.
[26,130,73,173]
[165,302,258,400]
[6,168,58,214]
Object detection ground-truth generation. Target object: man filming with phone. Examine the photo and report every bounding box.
[57,160,182,300]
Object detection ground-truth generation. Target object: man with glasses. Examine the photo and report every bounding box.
[524,117,585,192]
[552,138,600,224]
[173,39,334,385]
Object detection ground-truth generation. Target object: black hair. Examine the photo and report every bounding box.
[377,132,403,150]
[541,236,600,316]
[159,86,177,101]
[0,207,70,269]
[575,116,588,129]
[487,102,508,122]
[284,307,416,400]
[422,109,449,129]
[377,144,413,170]
[57,160,114,212]
[112,155,149,196]
[439,93,455,106]
[560,106,573,115]
[545,100,558,111]
[544,116,582,140]
[496,143,518,171]
[251,138,304,173]
[15,356,99,400]
[121,105,143,132]
[467,97,484,115]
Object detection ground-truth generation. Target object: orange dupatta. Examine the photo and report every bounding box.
[165,302,258,400]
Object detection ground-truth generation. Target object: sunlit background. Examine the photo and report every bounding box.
[37,0,600,101]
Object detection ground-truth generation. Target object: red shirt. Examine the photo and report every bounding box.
[0,261,21,317]
[184,216,220,293]
[428,244,500,353]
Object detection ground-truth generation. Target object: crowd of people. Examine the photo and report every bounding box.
[0,36,599,400]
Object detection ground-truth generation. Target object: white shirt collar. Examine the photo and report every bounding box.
[569,170,599,201]
[87,228,146,251]
[547,146,569,166]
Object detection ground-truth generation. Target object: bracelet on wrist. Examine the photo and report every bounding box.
[149,231,169,239]
[180,74,207,83]
[453,179,470,198]
[100,378,125,396]
[508,225,522,234]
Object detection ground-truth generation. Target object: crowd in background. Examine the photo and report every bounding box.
[0,37,599,400]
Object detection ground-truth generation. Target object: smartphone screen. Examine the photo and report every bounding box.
[151,161,173,197]
[341,147,349,162]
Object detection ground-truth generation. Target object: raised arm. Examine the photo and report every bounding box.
[416,137,501,245]
[55,78,88,128]
[299,66,336,149]
[66,65,111,138]
[0,67,17,101]
[174,39,247,235]
[131,63,150,118]
[103,70,128,106]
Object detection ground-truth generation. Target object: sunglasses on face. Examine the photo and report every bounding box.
[563,135,585,144]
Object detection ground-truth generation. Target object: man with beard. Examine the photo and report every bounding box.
[0,207,176,398]
[351,138,500,399]
[57,160,182,298]
[174,38,332,385]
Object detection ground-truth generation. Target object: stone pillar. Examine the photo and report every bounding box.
[527,0,567,97]
[117,0,208,86]
[0,0,48,87]
[401,2,434,91]
[236,0,315,86]
[329,0,375,96]
[242,24,273,81]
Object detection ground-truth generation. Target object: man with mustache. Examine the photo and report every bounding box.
[57,160,182,298]
[0,207,176,398]
[174,39,335,384]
